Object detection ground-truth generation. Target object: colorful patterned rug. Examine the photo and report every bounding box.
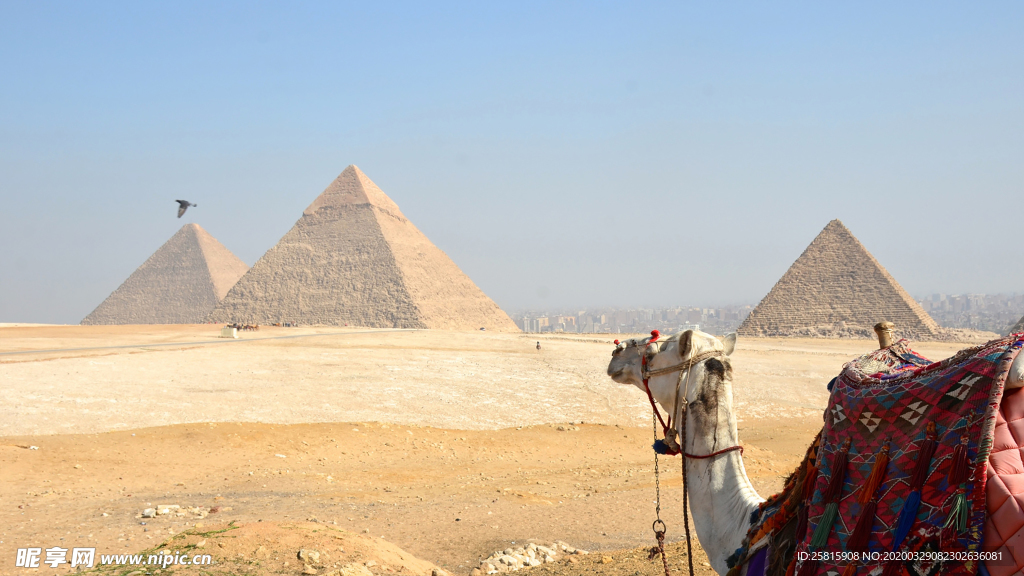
[728,335,1024,576]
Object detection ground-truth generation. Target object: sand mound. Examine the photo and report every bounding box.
[86,521,443,575]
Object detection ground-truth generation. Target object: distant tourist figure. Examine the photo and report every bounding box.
[536,342,541,350]
[175,199,197,218]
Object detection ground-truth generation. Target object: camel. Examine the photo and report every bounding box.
[606,329,1024,576]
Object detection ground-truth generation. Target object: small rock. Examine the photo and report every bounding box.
[254,545,269,559]
[567,557,578,564]
[141,508,156,518]
[601,556,614,564]
[298,549,321,564]
[365,560,377,567]
[74,464,81,469]
[470,569,483,576]
[196,539,207,548]
[303,565,318,575]
[155,504,179,515]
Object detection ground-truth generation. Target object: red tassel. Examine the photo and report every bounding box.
[841,564,857,576]
[908,423,938,488]
[803,462,819,501]
[796,559,819,576]
[847,500,877,551]
[940,524,957,550]
[795,505,809,541]
[859,440,890,505]
[823,438,852,503]
[947,436,969,486]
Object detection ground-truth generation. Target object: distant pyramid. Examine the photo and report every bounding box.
[1009,315,1024,335]
[82,224,249,325]
[207,165,518,331]
[738,219,940,338]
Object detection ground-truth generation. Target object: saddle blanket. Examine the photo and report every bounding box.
[728,335,1024,576]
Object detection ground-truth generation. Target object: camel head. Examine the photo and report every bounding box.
[607,330,738,442]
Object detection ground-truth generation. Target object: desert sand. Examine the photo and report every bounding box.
[0,326,975,575]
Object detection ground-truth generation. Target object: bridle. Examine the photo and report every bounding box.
[614,330,744,576]
[616,330,744,460]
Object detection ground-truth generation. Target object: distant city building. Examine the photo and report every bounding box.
[916,293,1024,334]
[513,292,1024,336]
[510,305,753,335]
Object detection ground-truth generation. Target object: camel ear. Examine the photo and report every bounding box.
[677,330,693,359]
[721,333,737,356]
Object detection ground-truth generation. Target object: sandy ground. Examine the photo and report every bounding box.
[0,326,976,575]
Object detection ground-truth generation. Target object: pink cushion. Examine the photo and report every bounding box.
[985,387,1024,576]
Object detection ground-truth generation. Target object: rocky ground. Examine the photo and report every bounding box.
[2,420,816,576]
[0,325,976,575]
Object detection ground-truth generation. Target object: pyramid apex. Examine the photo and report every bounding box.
[303,165,404,216]
[823,219,849,231]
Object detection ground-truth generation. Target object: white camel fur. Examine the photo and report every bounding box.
[606,329,1024,576]
[607,329,762,575]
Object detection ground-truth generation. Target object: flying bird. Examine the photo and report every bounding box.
[175,200,197,218]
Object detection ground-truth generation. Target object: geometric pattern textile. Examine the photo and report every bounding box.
[728,338,1024,576]
[793,336,1024,576]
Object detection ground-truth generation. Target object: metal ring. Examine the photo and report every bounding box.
[652,519,667,535]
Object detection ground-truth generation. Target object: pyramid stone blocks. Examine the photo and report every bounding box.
[82,224,249,325]
[207,165,518,331]
[738,219,939,338]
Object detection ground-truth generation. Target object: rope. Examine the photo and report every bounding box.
[681,404,696,576]
[650,412,672,576]
[685,445,744,459]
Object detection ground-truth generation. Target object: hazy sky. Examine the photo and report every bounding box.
[2,2,1022,324]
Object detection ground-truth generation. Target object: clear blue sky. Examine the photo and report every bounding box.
[2,2,1022,323]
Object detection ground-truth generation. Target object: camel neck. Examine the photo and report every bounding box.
[683,447,763,574]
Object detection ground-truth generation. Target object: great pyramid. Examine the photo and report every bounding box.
[738,219,940,338]
[206,165,519,331]
[82,223,249,325]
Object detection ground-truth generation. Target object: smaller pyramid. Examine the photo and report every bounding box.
[738,220,940,338]
[1008,315,1024,335]
[82,224,249,325]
